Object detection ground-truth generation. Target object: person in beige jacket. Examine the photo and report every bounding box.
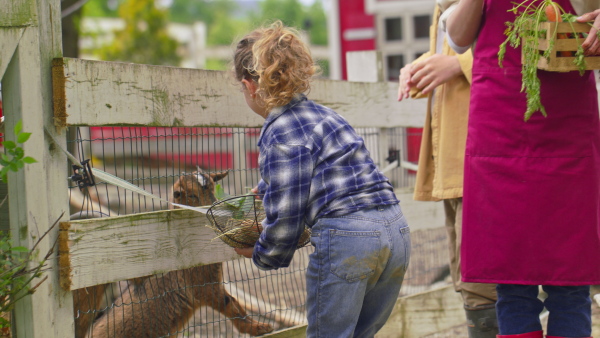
[398,3,498,337]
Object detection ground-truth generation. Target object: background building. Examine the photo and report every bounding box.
[329,0,435,81]
[327,0,436,167]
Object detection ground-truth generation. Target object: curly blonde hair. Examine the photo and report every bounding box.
[233,21,319,113]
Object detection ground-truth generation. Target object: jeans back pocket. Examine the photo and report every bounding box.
[329,229,381,282]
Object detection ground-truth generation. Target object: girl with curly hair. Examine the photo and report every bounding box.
[232,21,411,337]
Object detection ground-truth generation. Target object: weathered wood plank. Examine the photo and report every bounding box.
[60,191,443,289]
[59,209,241,290]
[0,0,36,27]
[375,285,465,337]
[258,285,465,338]
[227,284,307,327]
[53,57,426,129]
[263,325,307,338]
[4,1,74,337]
[0,28,24,79]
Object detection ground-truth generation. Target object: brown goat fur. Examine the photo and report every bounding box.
[73,284,108,338]
[87,169,273,337]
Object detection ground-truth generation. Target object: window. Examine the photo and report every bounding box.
[387,54,404,81]
[385,17,402,41]
[413,15,430,39]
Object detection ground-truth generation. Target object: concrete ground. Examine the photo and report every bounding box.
[425,285,600,337]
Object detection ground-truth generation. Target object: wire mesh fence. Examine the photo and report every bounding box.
[66,125,448,337]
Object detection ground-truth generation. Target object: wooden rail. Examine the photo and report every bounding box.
[51,57,426,130]
[59,209,237,291]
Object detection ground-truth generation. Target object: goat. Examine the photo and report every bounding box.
[88,169,273,337]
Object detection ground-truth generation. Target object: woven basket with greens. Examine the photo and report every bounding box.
[206,194,311,249]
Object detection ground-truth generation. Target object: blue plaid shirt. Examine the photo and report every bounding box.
[252,94,399,270]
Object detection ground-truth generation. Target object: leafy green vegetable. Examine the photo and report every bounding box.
[498,0,590,121]
[213,184,257,219]
[214,183,229,201]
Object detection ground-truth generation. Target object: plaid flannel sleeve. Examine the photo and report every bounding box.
[252,143,313,270]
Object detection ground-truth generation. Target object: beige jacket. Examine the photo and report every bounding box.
[571,0,600,14]
[412,5,473,201]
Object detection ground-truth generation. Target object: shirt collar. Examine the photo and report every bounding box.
[258,94,307,144]
[265,94,306,123]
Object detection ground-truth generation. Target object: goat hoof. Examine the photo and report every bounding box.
[244,321,274,336]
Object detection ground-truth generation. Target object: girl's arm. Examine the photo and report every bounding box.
[446,0,485,50]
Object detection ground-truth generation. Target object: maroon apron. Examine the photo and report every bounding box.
[461,0,600,285]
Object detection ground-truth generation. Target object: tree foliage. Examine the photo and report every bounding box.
[306,1,328,45]
[170,0,237,26]
[252,0,305,28]
[246,0,327,45]
[84,0,120,17]
[169,0,250,47]
[80,0,328,69]
[97,0,181,66]
[207,12,250,45]
[169,0,327,46]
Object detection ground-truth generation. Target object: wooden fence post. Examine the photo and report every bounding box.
[1,0,74,336]
[346,51,394,174]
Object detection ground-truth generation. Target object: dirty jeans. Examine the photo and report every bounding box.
[305,204,411,338]
[496,284,591,336]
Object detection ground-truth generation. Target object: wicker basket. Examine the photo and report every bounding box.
[206,195,311,249]
[524,21,600,72]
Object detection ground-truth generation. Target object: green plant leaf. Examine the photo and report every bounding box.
[0,316,10,329]
[17,132,31,144]
[2,141,16,150]
[14,148,24,160]
[22,157,37,164]
[14,120,22,134]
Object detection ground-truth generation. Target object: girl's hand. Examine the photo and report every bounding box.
[234,247,254,258]
[577,9,600,56]
[398,63,414,101]
[409,54,461,95]
[251,186,262,199]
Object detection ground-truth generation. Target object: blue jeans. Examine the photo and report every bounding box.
[496,284,591,336]
[305,204,410,338]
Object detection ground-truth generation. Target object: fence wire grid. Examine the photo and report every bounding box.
[66,126,449,338]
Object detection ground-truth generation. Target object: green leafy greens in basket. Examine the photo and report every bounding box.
[214,184,257,219]
[498,0,590,121]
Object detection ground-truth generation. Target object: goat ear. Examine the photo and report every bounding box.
[211,170,229,182]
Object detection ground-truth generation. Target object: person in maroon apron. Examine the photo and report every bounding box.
[446,1,600,337]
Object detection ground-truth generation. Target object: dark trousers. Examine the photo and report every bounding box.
[496,284,591,336]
